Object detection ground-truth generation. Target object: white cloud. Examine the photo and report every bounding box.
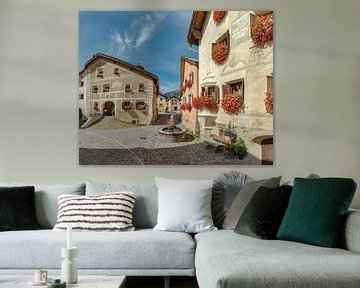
[111,12,167,55]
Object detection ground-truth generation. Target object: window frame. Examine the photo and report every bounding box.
[91,85,99,94]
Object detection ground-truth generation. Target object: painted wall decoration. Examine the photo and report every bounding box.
[79,11,274,165]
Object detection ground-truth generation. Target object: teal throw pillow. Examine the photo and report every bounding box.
[277,178,357,247]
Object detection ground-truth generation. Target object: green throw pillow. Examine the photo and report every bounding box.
[277,178,357,247]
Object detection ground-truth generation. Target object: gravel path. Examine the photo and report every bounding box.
[79,143,252,165]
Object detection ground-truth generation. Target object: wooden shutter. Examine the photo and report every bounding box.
[222,84,231,97]
[212,43,216,60]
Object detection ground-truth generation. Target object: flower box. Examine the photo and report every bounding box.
[221,93,244,115]
[213,11,227,25]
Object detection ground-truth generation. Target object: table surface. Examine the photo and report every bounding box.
[0,275,126,288]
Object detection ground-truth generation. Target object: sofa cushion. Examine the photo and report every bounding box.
[0,186,40,231]
[195,230,360,288]
[0,229,195,272]
[234,185,292,239]
[86,182,158,229]
[53,192,136,232]
[222,177,281,229]
[153,177,216,233]
[0,183,86,229]
[212,171,251,228]
[277,178,357,247]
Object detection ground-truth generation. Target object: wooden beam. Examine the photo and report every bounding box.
[192,29,202,40]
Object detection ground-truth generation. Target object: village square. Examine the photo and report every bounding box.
[79,11,273,165]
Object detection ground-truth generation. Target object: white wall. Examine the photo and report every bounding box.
[0,0,359,208]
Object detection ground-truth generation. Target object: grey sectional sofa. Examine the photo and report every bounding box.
[1,181,360,288]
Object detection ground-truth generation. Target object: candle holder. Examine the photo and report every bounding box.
[61,247,78,284]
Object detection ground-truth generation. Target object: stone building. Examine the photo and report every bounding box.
[163,90,181,113]
[180,57,199,133]
[187,11,273,164]
[157,93,167,113]
[79,53,159,125]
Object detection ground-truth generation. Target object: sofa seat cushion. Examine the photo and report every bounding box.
[195,230,360,288]
[0,229,195,270]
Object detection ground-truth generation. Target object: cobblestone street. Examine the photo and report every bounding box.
[79,116,255,165]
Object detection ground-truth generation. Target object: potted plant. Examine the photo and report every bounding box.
[221,93,244,115]
[250,13,273,47]
[212,42,229,65]
[264,91,273,114]
[213,11,227,25]
[223,129,237,146]
[233,137,247,159]
[180,103,186,111]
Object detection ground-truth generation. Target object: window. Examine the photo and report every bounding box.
[114,67,119,75]
[91,85,98,93]
[97,68,103,77]
[267,75,273,92]
[217,30,230,47]
[80,81,84,87]
[189,72,194,83]
[212,31,230,62]
[202,86,219,103]
[139,83,145,92]
[103,84,110,93]
[229,79,244,97]
[136,101,146,110]
[125,84,131,92]
[79,94,84,100]
[188,94,193,105]
[93,102,99,112]
[122,101,132,110]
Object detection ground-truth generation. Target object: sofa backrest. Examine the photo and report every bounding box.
[0,183,86,229]
[86,181,158,229]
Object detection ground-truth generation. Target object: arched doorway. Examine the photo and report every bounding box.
[261,137,273,165]
[103,101,114,116]
[253,135,273,165]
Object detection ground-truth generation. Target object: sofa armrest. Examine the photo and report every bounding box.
[342,209,360,253]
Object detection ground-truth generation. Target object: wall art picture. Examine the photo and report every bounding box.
[79,11,274,165]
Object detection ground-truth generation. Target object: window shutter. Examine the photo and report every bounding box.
[212,43,216,60]
[215,86,220,103]
[222,84,231,96]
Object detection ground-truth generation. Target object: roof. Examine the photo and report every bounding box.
[187,11,209,46]
[163,89,180,100]
[79,53,159,87]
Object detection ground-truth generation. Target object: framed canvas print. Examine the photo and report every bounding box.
[79,11,273,165]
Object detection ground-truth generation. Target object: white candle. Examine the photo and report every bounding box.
[67,225,72,249]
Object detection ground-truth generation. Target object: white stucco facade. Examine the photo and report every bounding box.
[194,11,273,163]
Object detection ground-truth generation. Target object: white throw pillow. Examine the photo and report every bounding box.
[153,177,217,233]
[53,192,135,231]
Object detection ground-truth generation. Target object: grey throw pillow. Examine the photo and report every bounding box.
[222,177,281,230]
[212,171,251,228]
[153,177,217,233]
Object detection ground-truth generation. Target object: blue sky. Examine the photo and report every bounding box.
[79,11,198,93]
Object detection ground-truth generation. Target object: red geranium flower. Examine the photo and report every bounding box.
[221,93,244,115]
[213,11,227,25]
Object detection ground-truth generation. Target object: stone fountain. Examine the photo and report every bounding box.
[158,114,186,142]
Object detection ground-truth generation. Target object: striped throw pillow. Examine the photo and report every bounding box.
[53,192,136,231]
